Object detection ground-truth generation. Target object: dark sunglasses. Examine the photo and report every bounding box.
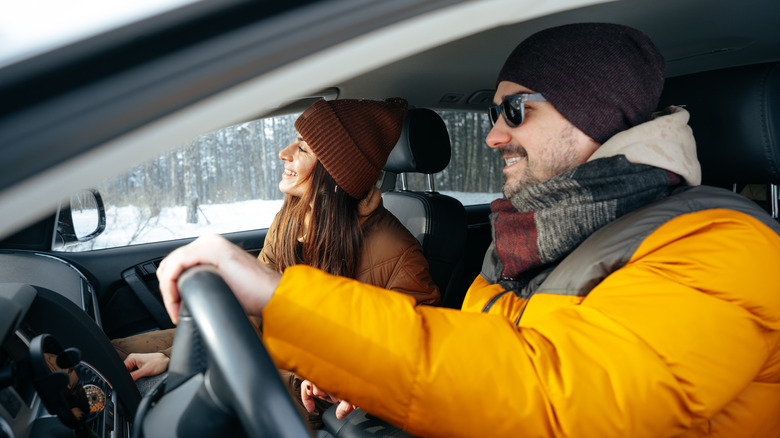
[488,93,546,128]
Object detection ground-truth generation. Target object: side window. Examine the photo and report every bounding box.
[423,110,503,205]
[58,114,300,252]
[57,109,501,252]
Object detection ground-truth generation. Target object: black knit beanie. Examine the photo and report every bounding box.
[295,98,408,199]
[496,23,665,144]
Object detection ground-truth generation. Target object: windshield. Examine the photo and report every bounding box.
[0,0,200,68]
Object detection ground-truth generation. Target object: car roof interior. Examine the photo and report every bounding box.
[271,0,780,117]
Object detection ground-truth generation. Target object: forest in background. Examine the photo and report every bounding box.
[96,110,504,217]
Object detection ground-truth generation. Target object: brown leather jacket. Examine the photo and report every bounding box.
[258,187,439,305]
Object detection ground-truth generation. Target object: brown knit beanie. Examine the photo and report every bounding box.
[294,98,408,199]
[496,23,665,144]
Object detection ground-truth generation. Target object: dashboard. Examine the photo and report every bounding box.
[0,252,139,438]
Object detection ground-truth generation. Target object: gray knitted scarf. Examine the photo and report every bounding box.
[484,155,682,293]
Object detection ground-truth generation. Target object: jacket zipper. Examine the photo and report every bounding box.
[483,289,533,326]
[482,290,511,313]
[514,297,532,326]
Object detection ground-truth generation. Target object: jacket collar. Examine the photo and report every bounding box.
[589,105,701,186]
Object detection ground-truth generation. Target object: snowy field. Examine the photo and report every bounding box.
[65,191,498,251]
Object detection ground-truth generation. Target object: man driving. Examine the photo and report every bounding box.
[156,23,780,437]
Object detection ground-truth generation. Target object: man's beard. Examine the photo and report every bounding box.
[501,125,584,198]
[502,165,543,198]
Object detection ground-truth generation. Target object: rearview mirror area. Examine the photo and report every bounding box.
[54,189,106,249]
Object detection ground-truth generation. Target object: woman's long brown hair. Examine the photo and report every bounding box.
[272,161,364,278]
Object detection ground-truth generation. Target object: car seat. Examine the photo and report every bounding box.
[314,109,467,438]
[658,62,780,219]
[380,107,468,307]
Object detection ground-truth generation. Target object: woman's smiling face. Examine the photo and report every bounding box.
[278,134,317,198]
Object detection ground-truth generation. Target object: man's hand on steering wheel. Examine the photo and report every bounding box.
[157,234,281,323]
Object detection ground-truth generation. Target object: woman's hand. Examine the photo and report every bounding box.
[124,352,170,381]
[157,234,282,323]
[301,380,357,419]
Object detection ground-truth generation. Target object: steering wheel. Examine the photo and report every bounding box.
[136,265,311,438]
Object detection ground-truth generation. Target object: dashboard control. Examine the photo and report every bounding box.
[1,279,133,438]
[83,384,106,414]
[0,330,126,438]
[29,334,90,431]
[76,362,127,438]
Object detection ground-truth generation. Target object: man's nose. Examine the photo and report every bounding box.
[486,121,511,149]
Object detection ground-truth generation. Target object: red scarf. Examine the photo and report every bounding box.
[486,156,681,291]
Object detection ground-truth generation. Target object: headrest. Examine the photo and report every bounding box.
[384,108,451,174]
[658,62,780,185]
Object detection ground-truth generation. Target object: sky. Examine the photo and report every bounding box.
[0,0,198,67]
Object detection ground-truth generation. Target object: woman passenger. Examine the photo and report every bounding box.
[113,97,439,428]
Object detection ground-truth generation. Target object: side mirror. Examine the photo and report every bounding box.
[56,189,106,245]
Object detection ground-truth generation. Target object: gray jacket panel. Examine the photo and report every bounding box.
[536,185,780,298]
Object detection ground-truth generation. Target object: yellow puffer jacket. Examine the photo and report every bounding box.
[262,189,780,437]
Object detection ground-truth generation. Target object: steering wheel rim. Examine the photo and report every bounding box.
[170,265,310,437]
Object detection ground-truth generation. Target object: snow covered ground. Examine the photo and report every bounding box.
[64,191,498,251]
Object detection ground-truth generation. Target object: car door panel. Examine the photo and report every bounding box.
[48,229,267,340]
